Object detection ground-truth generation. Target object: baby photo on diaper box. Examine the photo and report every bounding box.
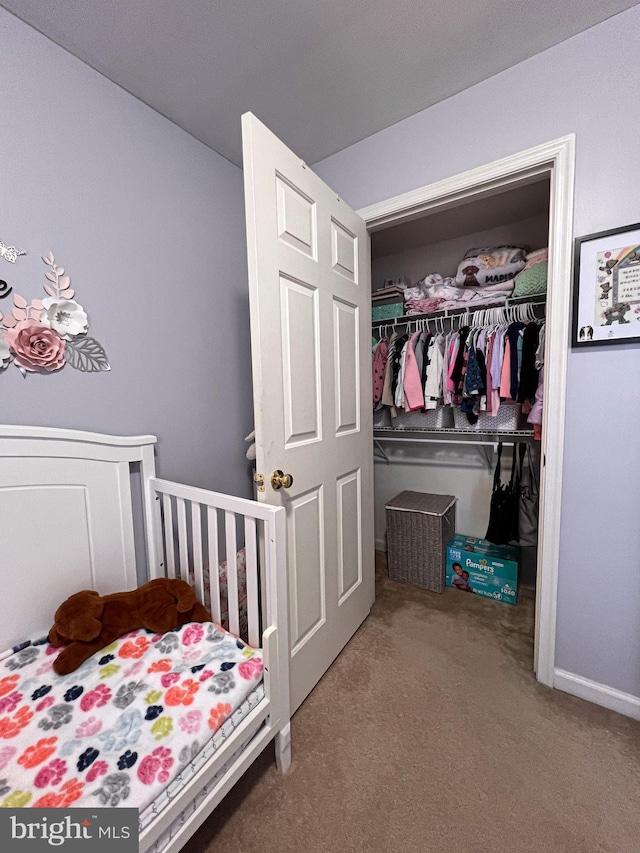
[446,535,520,605]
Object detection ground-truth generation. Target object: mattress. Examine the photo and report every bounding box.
[139,682,264,832]
[0,622,264,817]
[145,718,264,853]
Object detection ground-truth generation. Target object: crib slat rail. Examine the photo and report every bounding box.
[244,516,260,648]
[148,477,286,654]
[162,493,175,577]
[176,497,189,582]
[147,476,290,758]
[191,504,205,606]
[207,506,222,625]
[225,510,240,636]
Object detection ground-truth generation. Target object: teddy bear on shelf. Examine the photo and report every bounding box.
[48,577,211,675]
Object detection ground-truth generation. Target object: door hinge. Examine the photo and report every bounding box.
[253,472,265,492]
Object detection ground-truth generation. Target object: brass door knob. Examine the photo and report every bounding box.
[271,469,294,490]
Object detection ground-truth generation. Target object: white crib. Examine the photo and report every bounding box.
[0,425,290,853]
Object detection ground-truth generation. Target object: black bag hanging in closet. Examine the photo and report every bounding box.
[485,443,520,545]
[517,443,539,546]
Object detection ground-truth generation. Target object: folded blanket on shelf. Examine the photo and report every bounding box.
[404,297,447,314]
[404,282,513,315]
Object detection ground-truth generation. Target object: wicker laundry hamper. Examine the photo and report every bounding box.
[385,491,456,593]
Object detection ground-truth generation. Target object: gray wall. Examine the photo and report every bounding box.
[316,6,640,698]
[0,8,253,498]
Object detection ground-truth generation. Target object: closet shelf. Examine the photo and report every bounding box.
[371,293,546,328]
[374,427,535,441]
[373,428,534,469]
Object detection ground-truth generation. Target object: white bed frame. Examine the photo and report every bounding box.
[0,425,290,853]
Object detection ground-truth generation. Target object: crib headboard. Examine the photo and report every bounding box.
[0,425,157,653]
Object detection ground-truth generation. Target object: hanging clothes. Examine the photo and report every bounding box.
[450,326,471,393]
[403,331,425,411]
[424,335,445,409]
[417,330,432,406]
[517,322,541,403]
[381,332,399,414]
[489,325,507,412]
[528,366,544,440]
[372,305,545,435]
[506,321,525,400]
[372,338,389,407]
[460,336,485,423]
[394,338,410,409]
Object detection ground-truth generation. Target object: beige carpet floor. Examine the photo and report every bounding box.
[183,555,640,853]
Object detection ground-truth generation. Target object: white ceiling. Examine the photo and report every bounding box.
[2,0,637,167]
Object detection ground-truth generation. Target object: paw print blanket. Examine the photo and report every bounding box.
[0,623,263,812]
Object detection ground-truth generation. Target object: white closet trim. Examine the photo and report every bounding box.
[358,134,575,690]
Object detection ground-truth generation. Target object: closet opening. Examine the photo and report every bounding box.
[360,137,575,686]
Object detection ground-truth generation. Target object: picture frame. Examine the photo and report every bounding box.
[572,221,640,347]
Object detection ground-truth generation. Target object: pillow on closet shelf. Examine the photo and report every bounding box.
[511,260,548,298]
[522,248,548,267]
[454,246,527,289]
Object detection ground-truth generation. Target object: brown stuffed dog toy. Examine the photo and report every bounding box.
[49,578,211,675]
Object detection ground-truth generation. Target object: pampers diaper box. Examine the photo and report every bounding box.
[446,535,520,605]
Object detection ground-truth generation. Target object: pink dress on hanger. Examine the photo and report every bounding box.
[403,331,424,411]
[499,338,513,400]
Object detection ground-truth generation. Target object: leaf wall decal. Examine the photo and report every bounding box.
[65,336,110,372]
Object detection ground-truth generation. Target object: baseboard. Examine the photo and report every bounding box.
[554,668,640,721]
[375,537,387,552]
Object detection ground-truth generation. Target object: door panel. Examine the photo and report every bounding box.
[276,173,317,258]
[333,298,359,434]
[337,469,362,602]
[289,486,325,652]
[280,275,321,445]
[243,113,374,712]
[331,218,358,282]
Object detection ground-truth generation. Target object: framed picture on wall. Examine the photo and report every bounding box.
[572,221,640,347]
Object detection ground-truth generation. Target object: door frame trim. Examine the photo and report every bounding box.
[357,134,575,687]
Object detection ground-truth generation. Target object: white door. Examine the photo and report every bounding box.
[242,113,374,713]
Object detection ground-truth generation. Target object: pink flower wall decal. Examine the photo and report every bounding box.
[4,321,66,373]
[0,251,109,377]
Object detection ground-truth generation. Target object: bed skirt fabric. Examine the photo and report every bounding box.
[0,623,263,816]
